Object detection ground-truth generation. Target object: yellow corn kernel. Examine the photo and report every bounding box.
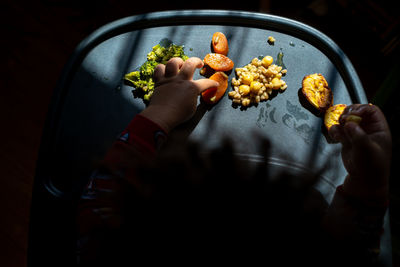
[239,85,250,96]
[241,73,253,85]
[250,81,263,94]
[268,36,275,44]
[242,98,250,106]
[262,56,273,68]
[271,77,282,90]
[251,58,261,66]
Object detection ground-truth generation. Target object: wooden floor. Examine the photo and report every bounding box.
[1,0,399,266]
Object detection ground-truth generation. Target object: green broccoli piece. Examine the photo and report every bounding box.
[147,51,157,61]
[125,42,188,102]
[140,60,158,77]
[124,71,140,84]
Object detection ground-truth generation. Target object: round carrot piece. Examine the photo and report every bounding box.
[203,53,234,72]
[212,32,229,55]
[201,72,229,104]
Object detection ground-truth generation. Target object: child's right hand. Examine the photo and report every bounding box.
[140,57,218,133]
[329,104,392,200]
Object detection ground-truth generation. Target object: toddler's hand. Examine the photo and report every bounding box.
[329,104,392,199]
[140,57,218,133]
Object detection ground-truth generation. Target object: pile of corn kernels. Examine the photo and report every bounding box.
[228,56,287,107]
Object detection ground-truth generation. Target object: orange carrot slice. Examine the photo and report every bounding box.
[201,72,229,104]
[212,32,229,55]
[203,53,234,72]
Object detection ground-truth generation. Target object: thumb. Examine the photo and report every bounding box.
[194,78,219,93]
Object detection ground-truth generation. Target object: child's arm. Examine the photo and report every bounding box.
[323,104,392,261]
[76,57,218,265]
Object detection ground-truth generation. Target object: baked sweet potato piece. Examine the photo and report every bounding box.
[212,32,229,55]
[201,72,228,104]
[203,53,234,72]
[302,73,333,112]
[324,104,346,130]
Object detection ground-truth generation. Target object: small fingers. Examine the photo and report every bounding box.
[153,64,166,84]
[340,104,389,134]
[179,57,204,80]
[329,124,349,146]
[342,121,375,155]
[165,57,184,77]
[194,78,219,93]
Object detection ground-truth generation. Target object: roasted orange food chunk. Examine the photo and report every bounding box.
[201,72,229,104]
[324,104,347,130]
[302,73,333,112]
[203,53,234,72]
[212,32,229,56]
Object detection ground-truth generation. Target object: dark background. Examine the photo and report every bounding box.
[1,0,399,266]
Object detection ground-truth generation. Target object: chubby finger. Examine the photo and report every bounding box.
[194,78,220,93]
[343,121,374,154]
[165,57,184,77]
[340,104,389,134]
[153,64,166,83]
[179,57,204,80]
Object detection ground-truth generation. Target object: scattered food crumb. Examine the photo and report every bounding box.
[267,36,275,45]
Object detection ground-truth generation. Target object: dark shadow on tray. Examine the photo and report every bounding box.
[171,102,211,140]
[297,88,339,144]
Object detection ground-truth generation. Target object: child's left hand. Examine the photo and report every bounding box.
[140,57,218,133]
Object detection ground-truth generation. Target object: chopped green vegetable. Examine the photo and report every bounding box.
[124,42,188,102]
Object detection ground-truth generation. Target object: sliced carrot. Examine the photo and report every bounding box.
[203,53,234,72]
[212,32,229,55]
[201,72,229,104]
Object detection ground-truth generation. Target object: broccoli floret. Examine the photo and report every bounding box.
[147,44,168,61]
[125,42,188,102]
[124,71,141,84]
[140,60,158,77]
[168,44,186,58]
[131,80,148,90]
[154,46,166,58]
[147,51,157,61]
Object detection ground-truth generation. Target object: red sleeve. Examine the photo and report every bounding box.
[100,114,167,173]
[76,114,167,265]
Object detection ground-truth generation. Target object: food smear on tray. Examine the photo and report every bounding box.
[124,43,188,101]
[301,73,333,112]
[212,32,229,55]
[228,56,287,107]
[201,72,229,104]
